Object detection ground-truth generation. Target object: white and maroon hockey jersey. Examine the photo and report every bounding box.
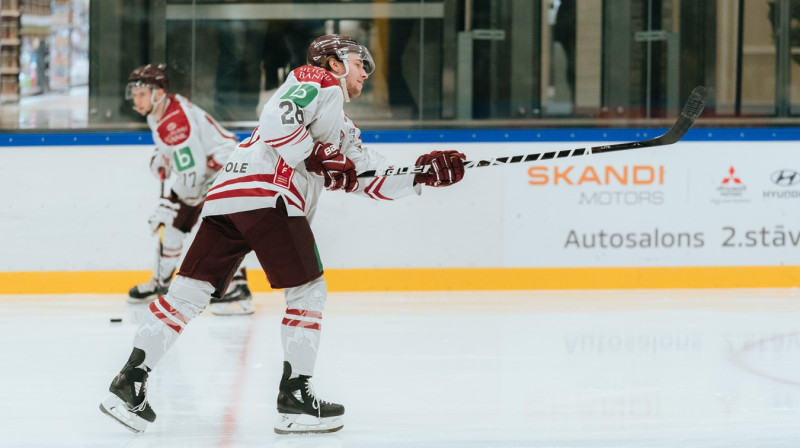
[202,65,420,221]
[148,94,239,206]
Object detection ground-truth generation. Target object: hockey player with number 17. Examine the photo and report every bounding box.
[100,35,466,435]
[125,63,254,315]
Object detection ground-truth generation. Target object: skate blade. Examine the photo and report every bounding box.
[274,413,343,435]
[126,295,157,305]
[209,301,255,316]
[99,394,148,433]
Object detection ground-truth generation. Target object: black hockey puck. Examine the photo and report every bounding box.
[110,318,123,323]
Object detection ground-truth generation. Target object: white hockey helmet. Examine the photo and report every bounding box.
[306,34,375,75]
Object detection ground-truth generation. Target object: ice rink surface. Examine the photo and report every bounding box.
[2,288,800,448]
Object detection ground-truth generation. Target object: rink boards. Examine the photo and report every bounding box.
[1,130,799,292]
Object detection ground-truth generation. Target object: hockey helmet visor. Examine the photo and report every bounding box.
[125,63,168,99]
[335,44,375,76]
[307,34,375,75]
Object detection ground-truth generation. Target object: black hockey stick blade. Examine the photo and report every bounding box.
[591,85,706,154]
[357,86,707,178]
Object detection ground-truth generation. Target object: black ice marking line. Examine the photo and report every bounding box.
[357,86,707,179]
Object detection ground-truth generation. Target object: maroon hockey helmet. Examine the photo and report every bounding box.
[125,63,168,99]
[306,34,375,75]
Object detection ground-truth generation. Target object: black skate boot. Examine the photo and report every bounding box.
[127,277,170,304]
[274,361,344,434]
[99,348,157,433]
[209,275,254,316]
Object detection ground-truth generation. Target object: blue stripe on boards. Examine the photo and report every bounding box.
[0,132,154,146]
[1,128,799,146]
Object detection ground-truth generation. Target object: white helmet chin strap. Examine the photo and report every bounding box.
[332,55,351,103]
[327,43,373,104]
[150,89,167,114]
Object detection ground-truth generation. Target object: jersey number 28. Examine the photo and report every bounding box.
[279,101,305,126]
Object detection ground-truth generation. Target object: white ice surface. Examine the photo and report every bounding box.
[1,289,799,448]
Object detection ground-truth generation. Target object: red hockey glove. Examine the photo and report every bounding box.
[414,150,467,187]
[305,142,359,193]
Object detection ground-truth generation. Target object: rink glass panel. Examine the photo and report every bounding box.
[4,0,800,130]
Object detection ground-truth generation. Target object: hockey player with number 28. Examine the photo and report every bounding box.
[100,35,466,435]
[125,63,254,316]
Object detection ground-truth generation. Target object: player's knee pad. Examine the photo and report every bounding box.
[163,275,215,321]
[161,226,186,258]
[284,276,327,312]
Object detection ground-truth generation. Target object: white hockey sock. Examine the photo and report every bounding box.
[282,277,327,376]
[133,276,214,368]
[155,227,185,281]
[155,255,179,283]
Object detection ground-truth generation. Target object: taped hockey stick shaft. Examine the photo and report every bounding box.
[358,86,706,178]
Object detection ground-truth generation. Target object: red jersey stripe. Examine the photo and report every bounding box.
[204,114,238,141]
[295,129,310,145]
[282,195,304,211]
[208,174,274,193]
[206,187,278,202]
[240,126,260,148]
[365,177,392,201]
[264,126,303,147]
[370,177,392,201]
[364,178,379,200]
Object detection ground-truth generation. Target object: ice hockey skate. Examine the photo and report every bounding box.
[99,348,156,433]
[274,361,344,434]
[209,275,254,316]
[127,277,170,304]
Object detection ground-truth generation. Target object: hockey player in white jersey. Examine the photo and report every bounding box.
[125,63,254,316]
[100,36,466,435]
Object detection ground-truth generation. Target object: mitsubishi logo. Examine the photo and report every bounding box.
[770,169,800,186]
[721,166,741,184]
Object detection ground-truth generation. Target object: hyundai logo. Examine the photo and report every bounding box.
[770,169,800,186]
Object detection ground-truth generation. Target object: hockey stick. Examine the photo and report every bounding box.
[358,85,706,178]
[155,171,167,289]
